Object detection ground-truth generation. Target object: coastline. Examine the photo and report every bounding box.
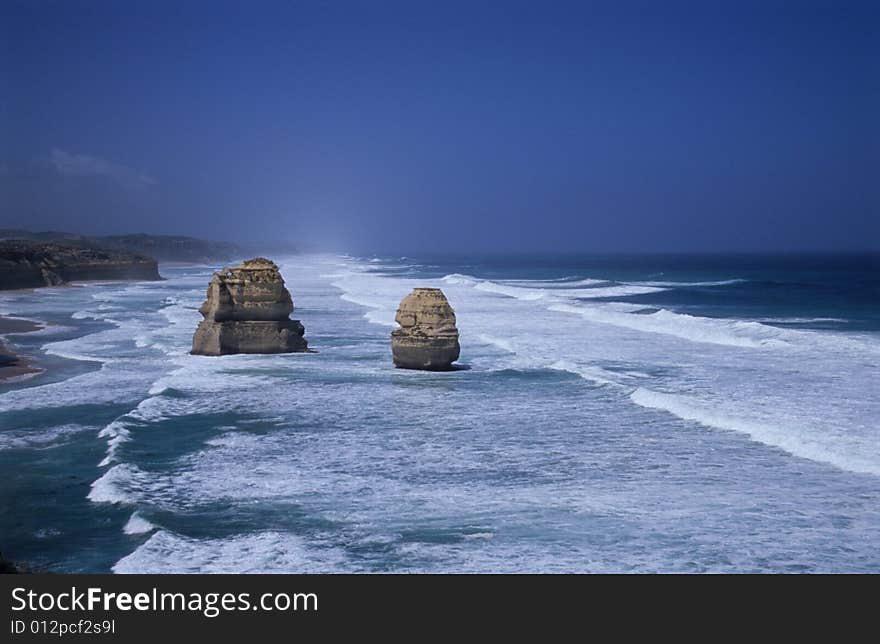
[0,315,45,383]
[0,278,163,294]
[0,273,192,385]
[0,252,878,572]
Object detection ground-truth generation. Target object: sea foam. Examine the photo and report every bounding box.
[630,387,880,476]
[123,512,156,535]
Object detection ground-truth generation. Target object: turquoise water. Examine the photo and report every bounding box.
[1,253,879,572]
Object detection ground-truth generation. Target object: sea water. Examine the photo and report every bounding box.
[1,253,878,573]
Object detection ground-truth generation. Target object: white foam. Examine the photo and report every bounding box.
[364,308,396,327]
[442,275,667,303]
[97,420,132,466]
[548,303,785,348]
[88,463,143,504]
[633,279,747,287]
[0,424,91,450]
[474,281,546,300]
[500,277,606,287]
[441,273,479,286]
[113,530,349,574]
[333,282,398,326]
[462,532,495,540]
[549,360,623,387]
[757,317,848,325]
[569,285,666,298]
[123,512,156,535]
[630,387,880,476]
[476,334,515,354]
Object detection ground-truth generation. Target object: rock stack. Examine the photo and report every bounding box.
[191,258,308,355]
[391,288,460,370]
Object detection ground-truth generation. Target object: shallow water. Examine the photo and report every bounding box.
[1,253,878,572]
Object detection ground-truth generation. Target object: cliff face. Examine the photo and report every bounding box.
[391,288,460,370]
[191,258,308,355]
[0,240,161,290]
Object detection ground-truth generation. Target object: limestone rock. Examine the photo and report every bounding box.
[391,288,460,370]
[191,258,308,355]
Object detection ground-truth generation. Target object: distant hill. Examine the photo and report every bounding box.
[93,234,243,263]
[0,230,243,264]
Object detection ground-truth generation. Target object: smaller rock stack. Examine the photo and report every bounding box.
[191,258,308,355]
[391,288,460,370]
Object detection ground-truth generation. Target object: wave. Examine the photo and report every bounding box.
[497,277,609,288]
[442,274,666,302]
[338,291,390,311]
[632,279,747,287]
[630,388,880,476]
[474,280,547,300]
[553,302,879,353]
[475,280,664,300]
[97,420,132,466]
[334,255,879,479]
[757,317,848,325]
[570,285,667,299]
[113,529,349,574]
[123,511,156,535]
[335,287,397,326]
[548,303,785,348]
[476,334,516,354]
[0,424,91,451]
[548,360,624,387]
[336,256,879,354]
[440,273,479,286]
[88,463,142,504]
[448,274,744,290]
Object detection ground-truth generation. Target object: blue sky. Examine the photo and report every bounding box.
[1,0,877,252]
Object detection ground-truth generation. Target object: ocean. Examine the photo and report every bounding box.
[1,253,878,573]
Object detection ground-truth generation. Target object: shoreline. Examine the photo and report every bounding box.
[0,315,45,383]
[0,278,163,295]
[0,273,188,384]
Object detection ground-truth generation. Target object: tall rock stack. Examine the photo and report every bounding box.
[391,288,460,370]
[191,258,308,355]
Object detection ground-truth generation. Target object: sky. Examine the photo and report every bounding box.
[1,0,878,253]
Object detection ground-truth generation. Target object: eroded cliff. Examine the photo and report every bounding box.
[0,240,161,290]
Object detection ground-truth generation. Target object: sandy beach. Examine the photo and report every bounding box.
[0,315,44,382]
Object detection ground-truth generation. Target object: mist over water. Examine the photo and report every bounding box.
[1,253,879,573]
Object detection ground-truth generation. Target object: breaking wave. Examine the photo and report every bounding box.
[630,387,880,476]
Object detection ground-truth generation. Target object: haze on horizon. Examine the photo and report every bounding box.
[1,1,877,254]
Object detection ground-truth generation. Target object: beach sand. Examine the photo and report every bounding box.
[0,316,44,382]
